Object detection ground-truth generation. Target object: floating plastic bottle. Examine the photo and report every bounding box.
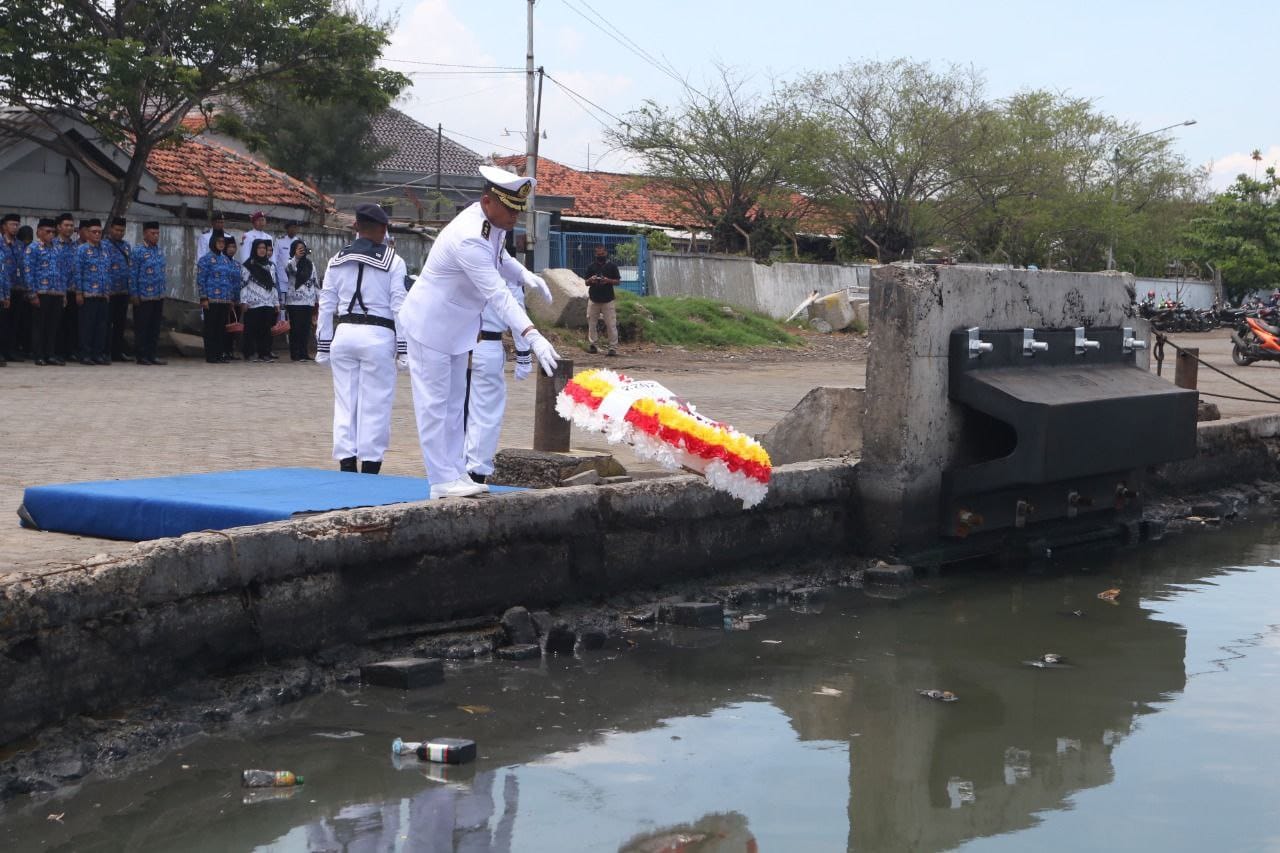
[241,769,304,788]
[391,738,422,756]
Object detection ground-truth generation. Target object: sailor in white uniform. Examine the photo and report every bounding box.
[464,283,533,483]
[397,165,558,499]
[316,203,408,475]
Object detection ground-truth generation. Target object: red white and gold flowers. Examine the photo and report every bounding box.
[556,368,772,508]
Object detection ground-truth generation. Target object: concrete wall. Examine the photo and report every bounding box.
[0,460,857,746]
[649,252,871,318]
[858,264,1142,554]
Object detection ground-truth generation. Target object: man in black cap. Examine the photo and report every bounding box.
[105,217,133,362]
[53,213,77,360]
[25,218,64,366]
[195,211,234,271]
[315,203,408,474]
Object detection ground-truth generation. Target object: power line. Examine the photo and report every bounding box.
[575,0,690,88]
[441,127,524,154]
[544,72,628,127]
[559,0,695,94]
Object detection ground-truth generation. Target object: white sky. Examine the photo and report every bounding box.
[380,0,1279,190]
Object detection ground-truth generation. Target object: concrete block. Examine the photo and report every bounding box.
[601,475,633,485]
[660,602,724,628]
[496,643,541,661]
[758,386,864,465]
[528,269,590,330]
[852,299,870,330]
[807,291,855,331]
[360,658,444,689]
[543,620,576,654]
[530,610,553,638]
[500,606,537,645]
[169,330,204,358]
[492,448,626,489]
[561,469,602,487]
[864,563,914,586]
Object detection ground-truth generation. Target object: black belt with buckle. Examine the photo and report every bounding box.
[336,313,395,331]
[478,330,503,341]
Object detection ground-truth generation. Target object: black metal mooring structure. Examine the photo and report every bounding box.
[942,325,1197,539]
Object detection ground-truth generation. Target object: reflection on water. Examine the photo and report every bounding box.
[5,521,1280,852]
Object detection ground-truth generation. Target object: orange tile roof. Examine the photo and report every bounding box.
[494,155,839,235]
[147,137,331,213]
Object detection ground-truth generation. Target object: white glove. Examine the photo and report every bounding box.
[524,328,559,377]
[514,349,532,381]
[396,354,409,373]
[523,270,553,304]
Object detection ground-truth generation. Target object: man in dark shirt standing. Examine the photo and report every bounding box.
[584,245,621,356]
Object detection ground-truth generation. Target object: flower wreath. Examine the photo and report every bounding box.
[556,368,771,508]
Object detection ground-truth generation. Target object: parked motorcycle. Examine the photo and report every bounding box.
[1231,310,1280,366]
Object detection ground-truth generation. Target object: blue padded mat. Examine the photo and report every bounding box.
[19,467,519,541]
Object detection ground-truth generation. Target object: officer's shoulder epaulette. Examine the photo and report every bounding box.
[481,220,491,239]
[329,242,397,272]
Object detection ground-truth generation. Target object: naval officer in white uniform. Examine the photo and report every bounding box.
[464,282,533,484]
[397,165,558,499]
[316,203,408,475]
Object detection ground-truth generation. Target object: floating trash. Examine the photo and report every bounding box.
[919,689,959,702]
[313,730,364,740]
[813,686,843,697]
[1023,652,1072,669]
[761,639,783,645]
[740,613,768,623]
[1096,588,1121,603]
[457,705,491,715]
[242,770,304,788]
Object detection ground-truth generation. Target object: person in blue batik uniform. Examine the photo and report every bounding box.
[105,217,133,362]
[197,230,238,364]
[53,213,77,360]
[1,213,30,361]
[25,218,66,366]
[70,218,112,364]
[129,221,167,365]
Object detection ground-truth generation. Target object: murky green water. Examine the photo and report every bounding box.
[6,521,1280,852]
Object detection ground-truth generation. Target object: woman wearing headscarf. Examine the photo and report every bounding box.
[221,236,241,360]
[196,230,236,364]
[239,237,279,362]
[283,239,319,361]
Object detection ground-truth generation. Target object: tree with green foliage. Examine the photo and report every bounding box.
[211,85,393,194]
[609,67,821,258]
[1183,169,1280,299]
[0,0,407,220]
[789,59,990,262]
[951,90,1204,274]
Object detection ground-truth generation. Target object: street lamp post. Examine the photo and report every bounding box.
[1107,119,1196,271]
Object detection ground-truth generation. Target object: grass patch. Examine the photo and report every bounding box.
[612,293,800,348]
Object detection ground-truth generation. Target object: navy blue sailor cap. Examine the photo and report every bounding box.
[354,203,390,226]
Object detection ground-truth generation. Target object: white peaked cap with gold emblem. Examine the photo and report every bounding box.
[479,164,536,211]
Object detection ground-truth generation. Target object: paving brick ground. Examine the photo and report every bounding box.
[1,330,1273,579]
[0,347,865,577]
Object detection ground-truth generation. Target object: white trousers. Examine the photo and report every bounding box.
[464,339,507,476]
[407,337,470,484]
[330,324,397,462]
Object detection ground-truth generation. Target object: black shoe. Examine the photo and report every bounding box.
[92,356,109,365]
[136,359,150,365]
[468,472,487,484]
[218,356,232,363]
[339,456,358,473]
[588,343,599,354]
[361,460,382,475]
[149,357,167,366]
[607,348,617,357]
[33,358,46,366]
[51,357,66,366]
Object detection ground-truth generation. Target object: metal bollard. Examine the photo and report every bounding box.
[533,359,573,451]
[1174,347,1199,390]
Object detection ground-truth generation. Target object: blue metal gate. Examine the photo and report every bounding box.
[549,232,648,296]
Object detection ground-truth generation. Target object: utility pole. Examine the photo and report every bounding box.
[524,0,538,271]
[435,123,442,197]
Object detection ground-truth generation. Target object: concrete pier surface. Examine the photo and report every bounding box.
[0,329,1274,577]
